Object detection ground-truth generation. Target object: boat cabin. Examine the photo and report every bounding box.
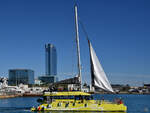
[37,91,93,104]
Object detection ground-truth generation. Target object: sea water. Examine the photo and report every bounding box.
[0,94,150,113]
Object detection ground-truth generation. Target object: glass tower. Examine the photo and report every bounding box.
[8,69,34,86]
[38,44,58,84]
[45,44,57,75]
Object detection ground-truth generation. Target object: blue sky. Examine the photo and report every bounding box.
[0,0,150,86]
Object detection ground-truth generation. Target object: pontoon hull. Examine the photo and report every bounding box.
[31,100,127,112]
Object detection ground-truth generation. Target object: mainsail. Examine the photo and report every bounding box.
[88,40,114,93]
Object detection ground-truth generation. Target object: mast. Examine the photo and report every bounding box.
[74,4,82,90]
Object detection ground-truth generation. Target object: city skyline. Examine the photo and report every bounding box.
[0,0,150,86]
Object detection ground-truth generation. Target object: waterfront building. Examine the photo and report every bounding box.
[49,77,80,91]
[34,79,42,85]
[8,69,34,86]
[38,75,58,84]
[144,84,150,88]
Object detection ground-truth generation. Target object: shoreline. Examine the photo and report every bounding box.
[94,92,150,95]
[0,93,42,99]
[0,94,23,99]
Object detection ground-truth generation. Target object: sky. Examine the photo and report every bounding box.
[0,0,150,86]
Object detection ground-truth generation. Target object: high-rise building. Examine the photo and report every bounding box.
[38,43,58,84]
[8,69,34,86]
[45,44,57,75]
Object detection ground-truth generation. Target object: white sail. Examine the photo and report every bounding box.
[88,41,114,93]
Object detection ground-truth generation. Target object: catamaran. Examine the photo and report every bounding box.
[31,3,127,112]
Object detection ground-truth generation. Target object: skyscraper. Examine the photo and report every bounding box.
[38,43,58,84]
[45,43,57,75]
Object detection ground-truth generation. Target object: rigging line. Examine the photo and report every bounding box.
[74,0,77,5]
[78,18,95,91]
[78,18,90,41]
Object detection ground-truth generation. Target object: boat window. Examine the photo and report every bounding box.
[45,95,92,100]
[43,96,47,101]
[84,96,90,100]
[75,95,83,100]
[75,96,92,100]
[47,96,74,99]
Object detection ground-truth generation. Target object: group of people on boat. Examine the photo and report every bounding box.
[114,98,123,104]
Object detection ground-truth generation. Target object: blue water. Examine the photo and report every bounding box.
[0,94,150,113]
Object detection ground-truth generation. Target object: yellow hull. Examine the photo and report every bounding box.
[31,99,127,112]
